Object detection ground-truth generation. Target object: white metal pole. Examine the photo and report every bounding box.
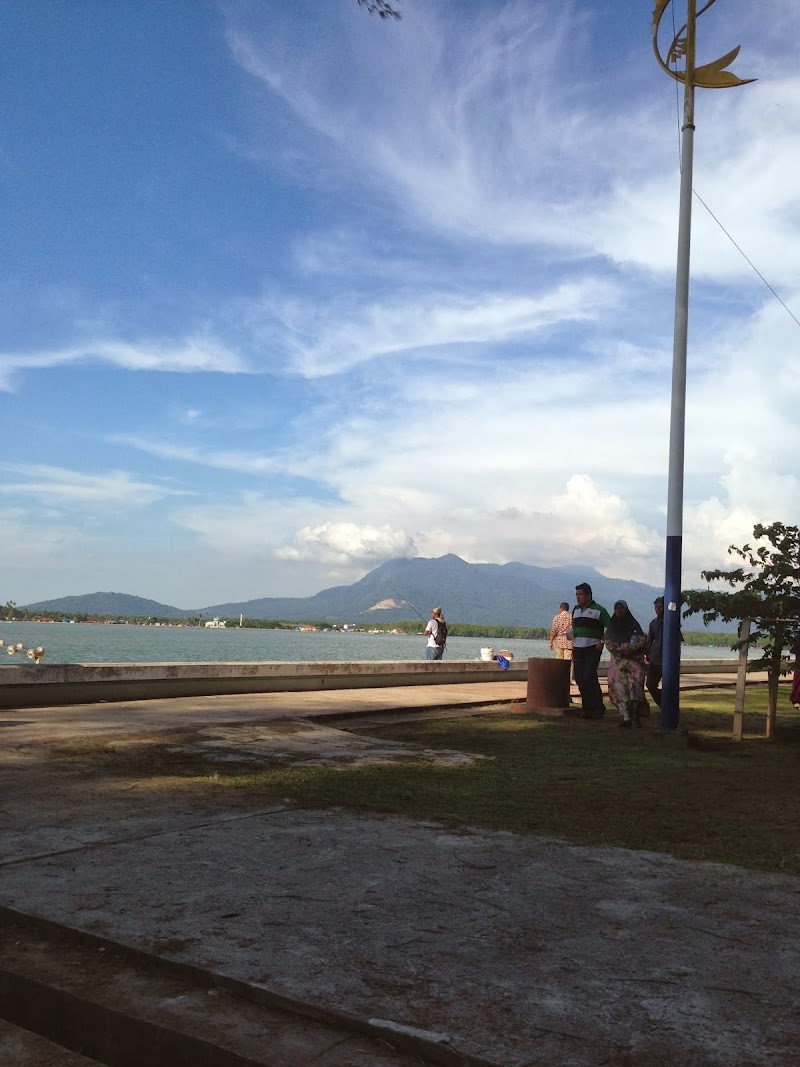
[660,0,696,732]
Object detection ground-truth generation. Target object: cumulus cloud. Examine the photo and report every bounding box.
[168,497,418,590]
[397,475,662,583]
[276,522,417,564]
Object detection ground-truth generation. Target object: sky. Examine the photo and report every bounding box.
[2,0,799,609]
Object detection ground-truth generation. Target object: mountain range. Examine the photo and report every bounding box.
[24,554,682,629]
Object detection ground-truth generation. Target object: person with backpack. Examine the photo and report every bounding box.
[424,607,448,660]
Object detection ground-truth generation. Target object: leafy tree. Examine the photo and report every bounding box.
[356,0,402,19]
[682,522,800,735]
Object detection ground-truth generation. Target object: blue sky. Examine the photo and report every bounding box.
[2,0,798,608]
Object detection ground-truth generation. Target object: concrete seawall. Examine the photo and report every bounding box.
[0,658,739,709]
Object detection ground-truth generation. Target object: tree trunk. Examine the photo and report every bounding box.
[733,617,750,741]
[766,623,785,740]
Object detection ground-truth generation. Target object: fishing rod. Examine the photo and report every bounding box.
[389,588,429,625]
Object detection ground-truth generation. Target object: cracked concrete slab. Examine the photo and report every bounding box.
[164,720,491,767]
[3,805,799,1066]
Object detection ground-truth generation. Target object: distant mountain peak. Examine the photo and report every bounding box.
[189,555,671,628]
[24,591,190,618]
[24,555,714,630]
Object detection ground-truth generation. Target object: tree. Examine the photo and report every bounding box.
[682,522,800,736]
[356,0,402,19]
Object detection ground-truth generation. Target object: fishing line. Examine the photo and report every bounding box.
[389,588,428,624]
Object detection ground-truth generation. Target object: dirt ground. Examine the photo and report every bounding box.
[3,699,800,1066]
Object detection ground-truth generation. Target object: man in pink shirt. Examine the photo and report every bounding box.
[549,602,573,660]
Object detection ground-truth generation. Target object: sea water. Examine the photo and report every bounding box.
[0,621,741,666]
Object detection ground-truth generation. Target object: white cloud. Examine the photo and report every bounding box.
[275,521,417,564]
[398,475,663,582]
[226,0,800,287]
[0,465,187,508]
[0,337,247,391]
[0,507,80,562]
[171,494,320,554]
[251,278,620,377]
[110,436,284,476]
[681,499,761,581]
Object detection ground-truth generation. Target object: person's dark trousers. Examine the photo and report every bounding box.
[646,664,663,706]
[572,646,604,715]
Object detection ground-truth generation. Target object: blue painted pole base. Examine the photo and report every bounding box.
[660,534,682,732]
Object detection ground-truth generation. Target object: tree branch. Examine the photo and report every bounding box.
[356,0,403,20]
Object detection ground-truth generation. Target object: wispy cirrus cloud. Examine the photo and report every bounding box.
[0,336,247,391]
[227,0,800,286]
[0,464,188,508]
[109,436,285,476]
[245,277,620,377]
[0,506,80,559]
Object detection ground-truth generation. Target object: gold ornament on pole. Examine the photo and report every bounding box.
[652,0,755,89]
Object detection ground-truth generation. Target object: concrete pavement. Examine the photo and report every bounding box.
[0,668,762,747]
[3,668,795,1067]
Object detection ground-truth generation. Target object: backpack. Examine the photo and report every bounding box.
[434,618,448,647]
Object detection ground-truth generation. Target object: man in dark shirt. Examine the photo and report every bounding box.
[646,597,664,706]
[571,582,611,719]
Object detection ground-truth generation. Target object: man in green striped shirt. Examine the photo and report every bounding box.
[571,582,611,720]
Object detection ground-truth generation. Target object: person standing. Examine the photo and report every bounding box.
[549,602,574,660]
[424,606,447,661]
[606,600,648,727]
[646,596,665,707]
[790,637,800,710]
[571,583,610,719]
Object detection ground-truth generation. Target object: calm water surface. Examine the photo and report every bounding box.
[1,621,741,665]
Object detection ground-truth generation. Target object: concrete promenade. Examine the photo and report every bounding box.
[0,665,761,746]
[0,656,739,709]
[3,669,797,1067]
[0,658,529,709]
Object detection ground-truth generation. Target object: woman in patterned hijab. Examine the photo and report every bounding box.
[605,600,647,728]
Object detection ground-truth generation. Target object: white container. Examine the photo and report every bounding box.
[480,647,495,661]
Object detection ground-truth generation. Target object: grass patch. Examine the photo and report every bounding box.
[222,688,800,873]
[44,730,222,777]
[46,686,800,874]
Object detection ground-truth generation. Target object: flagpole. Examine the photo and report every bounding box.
[651,0,754,731]
[660,0,696,731]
